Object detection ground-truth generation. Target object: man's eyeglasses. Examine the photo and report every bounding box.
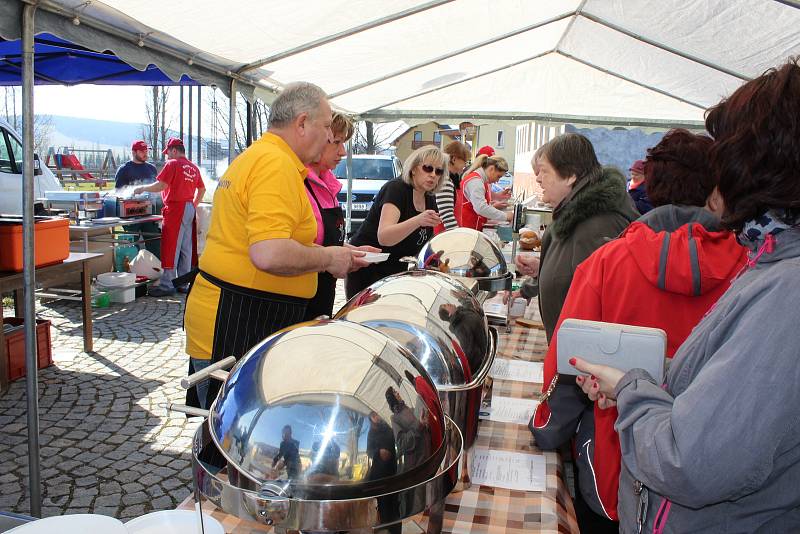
[421,164,445,176]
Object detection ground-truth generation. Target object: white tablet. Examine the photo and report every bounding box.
[556,319,667,382]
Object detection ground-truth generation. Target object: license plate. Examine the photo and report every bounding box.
[341,202,370,211]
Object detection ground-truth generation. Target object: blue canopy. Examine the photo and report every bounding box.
[0,33,198,86]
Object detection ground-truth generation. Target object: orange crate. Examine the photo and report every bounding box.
[0,217,70,272]
[3,318,53,381]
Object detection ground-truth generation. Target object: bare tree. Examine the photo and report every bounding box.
[352,120,394,154]
[3,88,55,156]
[142,86,172,160]
[208,92,269,158]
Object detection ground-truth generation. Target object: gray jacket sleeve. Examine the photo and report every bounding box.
[464,178,506,221]
[614,285,800,507]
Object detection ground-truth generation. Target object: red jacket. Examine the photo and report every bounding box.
[531,206,747,521]
[455,171,490,230]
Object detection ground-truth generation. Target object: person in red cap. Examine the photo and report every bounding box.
[476,145,495,157]
[627,158,652,214]
[114,140,157,189]
[134,137,205,296]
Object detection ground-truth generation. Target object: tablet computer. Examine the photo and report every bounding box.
[556,319,667,382]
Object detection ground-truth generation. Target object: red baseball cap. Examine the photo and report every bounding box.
[131,140,148,151]
[477,145,495,157]
[162,137,185,154]
[629,159,645,174]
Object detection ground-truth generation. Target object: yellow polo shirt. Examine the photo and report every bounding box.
[185,133,317,359]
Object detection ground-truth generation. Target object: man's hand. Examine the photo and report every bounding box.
[324,247,355,278]
[515,253,540,276]
[133,186,144,195]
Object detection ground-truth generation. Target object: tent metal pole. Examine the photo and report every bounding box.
[229,79,237,163]
[578,12,750,81]
[345,139,353,237]
[21,1,42,518]
[329,11,575,99]
[197,85,202,165]
[179,86,184,142]
[238,0,454,73]
[556,51,708,110]
[359,110,705,130]
[246,101,253,147]
[188,86,193,161]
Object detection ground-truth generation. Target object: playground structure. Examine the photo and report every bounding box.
[44,146,118,187]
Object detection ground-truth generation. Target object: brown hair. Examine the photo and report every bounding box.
[705,59,800,231]
[539,133,602,184]
[644,129,714,207]
[443,140,470,162]
[331,112,354,141]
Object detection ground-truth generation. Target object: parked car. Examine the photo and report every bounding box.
[0,117,62,215]
[333,154,402,235]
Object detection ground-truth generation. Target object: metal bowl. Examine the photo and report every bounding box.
[335,270,498,491]
[208,319,448,501]
[414,227,513,293]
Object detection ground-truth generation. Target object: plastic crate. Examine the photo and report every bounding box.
[3,318,53,381]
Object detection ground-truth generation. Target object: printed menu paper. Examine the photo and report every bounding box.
[490,358,544,383]
[472,448,546,492]
[487,396,540,425]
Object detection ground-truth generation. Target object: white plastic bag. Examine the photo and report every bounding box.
[129,249,162,279]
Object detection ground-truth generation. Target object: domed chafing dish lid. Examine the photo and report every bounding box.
[416,228,508,278]
[208,320,447,500]
[335,270,495,391]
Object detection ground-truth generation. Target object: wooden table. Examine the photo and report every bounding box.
[0,252,101,394]
[178,306,579,533]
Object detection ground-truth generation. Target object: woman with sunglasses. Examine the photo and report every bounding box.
[345,146,446,298]
[455,154,513,231]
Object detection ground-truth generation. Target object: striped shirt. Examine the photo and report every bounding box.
[435,177,459,230]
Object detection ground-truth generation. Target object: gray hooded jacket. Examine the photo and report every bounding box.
[614,227,800,533]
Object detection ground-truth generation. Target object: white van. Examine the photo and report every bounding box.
[0,117,62,215]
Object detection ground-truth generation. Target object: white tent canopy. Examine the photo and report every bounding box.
[17,0,800,127]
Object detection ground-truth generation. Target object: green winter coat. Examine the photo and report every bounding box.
[522,166,639,342]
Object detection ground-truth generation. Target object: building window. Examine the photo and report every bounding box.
[497,130,505,149]
[433,131,442,144]
[413,131,422,142]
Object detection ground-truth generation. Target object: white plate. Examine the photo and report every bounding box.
[361,252,390,263]
[125,510,224,534]
[7,514,127,533]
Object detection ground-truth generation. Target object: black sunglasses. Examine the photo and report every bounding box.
[421,164,445,176]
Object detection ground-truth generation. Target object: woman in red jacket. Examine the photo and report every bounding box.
[455,154,512,230]
[531,129,747,533]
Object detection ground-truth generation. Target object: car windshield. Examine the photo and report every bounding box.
[334,158,396,180]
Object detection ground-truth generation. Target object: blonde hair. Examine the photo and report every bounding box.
[401,146,448,193]
[331,112,354,141]
[465,154,509,175]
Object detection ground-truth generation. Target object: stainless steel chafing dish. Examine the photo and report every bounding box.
[336,270,497,491]
[190,319,462,533]
[412,227,513,296]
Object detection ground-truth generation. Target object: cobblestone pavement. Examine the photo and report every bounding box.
[0,281,351,520]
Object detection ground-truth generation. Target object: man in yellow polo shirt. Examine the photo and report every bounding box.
[184,82,369,408]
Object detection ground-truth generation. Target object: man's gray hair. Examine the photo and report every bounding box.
[268,82,328,128]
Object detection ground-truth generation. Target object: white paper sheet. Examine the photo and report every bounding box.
[471,448,547,492]
[486,396,540,425]
[489,358,544,383]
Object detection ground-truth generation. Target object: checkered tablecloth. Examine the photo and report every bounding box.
[179,304,579,534]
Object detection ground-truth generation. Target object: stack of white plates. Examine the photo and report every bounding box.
[125,510,224,534]
[6,514,128,533]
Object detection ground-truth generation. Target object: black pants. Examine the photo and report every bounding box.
[304,271,337,320]
[574,475,620,534]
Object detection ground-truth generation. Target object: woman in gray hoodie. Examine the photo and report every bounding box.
[573,60,800,533]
